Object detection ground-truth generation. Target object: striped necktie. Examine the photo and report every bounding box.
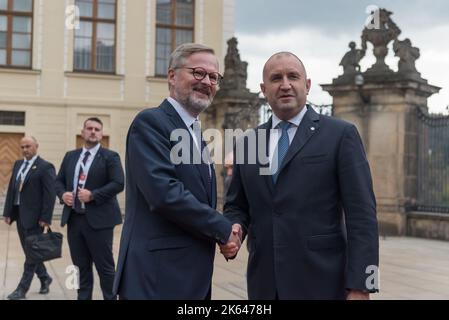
[74,151,91,213]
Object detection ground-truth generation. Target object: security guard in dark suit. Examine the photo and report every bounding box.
[55,117,124,300]
[3,136,56,300]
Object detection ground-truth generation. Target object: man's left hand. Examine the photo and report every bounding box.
[346,290,370,300]
[77,188,93,203]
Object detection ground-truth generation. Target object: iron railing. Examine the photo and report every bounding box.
[415,106,449,213]
[259,100,333,124]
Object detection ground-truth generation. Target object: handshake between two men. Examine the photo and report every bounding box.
[219,224,243,259]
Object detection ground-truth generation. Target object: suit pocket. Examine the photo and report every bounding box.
[300,154,328,164]
[146,235,194,252]
[307,233,345,251]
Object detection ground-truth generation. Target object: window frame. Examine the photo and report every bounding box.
[73,0,117,74]
[155,0,195,77]
[0,0,34,69]
[0,110,26,125]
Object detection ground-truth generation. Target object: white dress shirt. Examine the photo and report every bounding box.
[167,97,211,175]
[15,155,38,205]
[16,154,38,181]
[269,105,308,171]
[72,143,101,192]
[168,97,201,150]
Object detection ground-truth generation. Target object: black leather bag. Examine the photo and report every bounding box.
[24,227,63,263]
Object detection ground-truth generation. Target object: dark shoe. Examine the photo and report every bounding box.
[39,277,52,294]
[7,288,26,300]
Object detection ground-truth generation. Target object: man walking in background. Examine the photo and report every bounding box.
[3,136,56,300]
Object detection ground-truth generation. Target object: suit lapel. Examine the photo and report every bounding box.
[13,160,23,178]
[87,147,103,185]
[68,149,83,191]
[12,160,23,190]
[257,119,275,194]
[210,163,217,209]
[162,100,200,165]
[162,99,212,205]
[22,156,40,187]
[162,99,190,133]
[278,105,320,174]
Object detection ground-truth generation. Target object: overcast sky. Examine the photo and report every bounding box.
[234,0,449,114]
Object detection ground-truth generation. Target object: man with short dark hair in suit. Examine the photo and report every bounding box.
[3,136,56,300]
[55,117,124,300]
[222,52,379,300]
[113,43,241,299]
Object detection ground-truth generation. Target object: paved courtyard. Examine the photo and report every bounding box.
[1,221,449,300]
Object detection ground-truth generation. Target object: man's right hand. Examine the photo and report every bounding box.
[232,224,243,242]
[219,224,243,259]
[62,192,74,206]
[4,217,11,225]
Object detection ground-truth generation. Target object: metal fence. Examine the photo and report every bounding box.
[416,107,449,213]
[259,100,449,213]
[259,100,333,124]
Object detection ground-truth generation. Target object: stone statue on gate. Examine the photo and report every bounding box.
[393,38,420,74]
[339,40,366,74]
[362,8,401,73]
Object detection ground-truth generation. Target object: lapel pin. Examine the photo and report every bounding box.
[32,166,37,169]
[310,127,316,131]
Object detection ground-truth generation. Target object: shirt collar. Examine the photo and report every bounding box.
[271,105,308,129]
[167,97,199,129]
[23,155,38,165]
[82,143,101,157]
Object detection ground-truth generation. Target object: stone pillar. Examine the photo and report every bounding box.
[322,8,440,235]
[322,78,440,235]
[202,37,262,210]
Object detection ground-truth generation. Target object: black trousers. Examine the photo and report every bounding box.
[14,207,50,292]
[67,212,116,300]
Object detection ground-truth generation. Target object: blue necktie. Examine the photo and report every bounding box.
[272,121,292,183]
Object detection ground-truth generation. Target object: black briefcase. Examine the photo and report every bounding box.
[24,227,63,264]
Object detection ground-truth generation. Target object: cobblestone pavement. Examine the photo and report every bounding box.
[1,222,449,300]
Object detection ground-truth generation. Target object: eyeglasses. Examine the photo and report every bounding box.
[176,67,223,85]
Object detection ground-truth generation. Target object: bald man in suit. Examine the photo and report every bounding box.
[3,136,56,300]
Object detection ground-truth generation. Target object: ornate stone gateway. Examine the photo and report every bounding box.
[321,8,449,239]
[415,108,449,213]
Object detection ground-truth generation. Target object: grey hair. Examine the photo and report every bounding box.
[168,43,216,70]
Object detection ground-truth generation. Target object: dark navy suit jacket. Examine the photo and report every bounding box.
[3,157,56,229]
[224,106,379,299]
[114,99,232,299]
[55,147,124,229]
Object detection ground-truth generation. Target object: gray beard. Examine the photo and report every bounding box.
[178,93,212,116]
